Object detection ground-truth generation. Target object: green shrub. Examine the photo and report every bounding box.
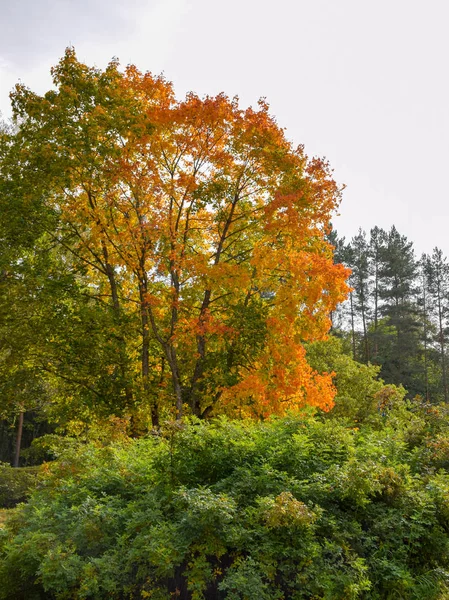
[0,464,40,508]
[1,416,449,599]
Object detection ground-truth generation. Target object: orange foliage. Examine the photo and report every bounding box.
[11,49,350,420]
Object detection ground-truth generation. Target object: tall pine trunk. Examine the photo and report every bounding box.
[420,258,430,401]
[13,411,24,468]
[349,291,356,360]
[436,280,448,403]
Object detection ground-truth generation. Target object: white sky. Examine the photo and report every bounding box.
[1,0,448,257]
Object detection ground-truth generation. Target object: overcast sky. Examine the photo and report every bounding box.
[1,0,448,257]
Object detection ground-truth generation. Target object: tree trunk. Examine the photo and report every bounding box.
[437,287,448,403]
[104,253,134,409]
[89,190,134,410]
[372,237,380,362]
[189,290,212,417]
[139,281,159,428]
[349,291,356,360]
[13,411,24,468]
[421,269,430,402]
[164,345,183,419]
[186,193,241,416]
[360,295,370,363]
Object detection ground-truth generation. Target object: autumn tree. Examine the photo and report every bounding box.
[5,49,349,424]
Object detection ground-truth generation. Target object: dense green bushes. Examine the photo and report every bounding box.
[0,464,40,508]
[2,405,449,599]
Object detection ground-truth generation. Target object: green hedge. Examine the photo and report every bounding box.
[1,411,449,599]
[0,465,40,508]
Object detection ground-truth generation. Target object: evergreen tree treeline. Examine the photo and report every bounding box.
[332,225,449,402]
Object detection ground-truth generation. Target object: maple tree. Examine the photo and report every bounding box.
[6,49,349,425]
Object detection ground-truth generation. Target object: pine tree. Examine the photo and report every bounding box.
[368,226,387,363]
[424,248,449,403]
[376,226,421,395]
[349,229,371,362]
[418,254,432,401]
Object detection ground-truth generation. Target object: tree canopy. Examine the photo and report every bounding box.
[1,48,349,428]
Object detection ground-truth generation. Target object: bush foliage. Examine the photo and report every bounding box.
[2,403,449,599]
[0,464,40,508]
